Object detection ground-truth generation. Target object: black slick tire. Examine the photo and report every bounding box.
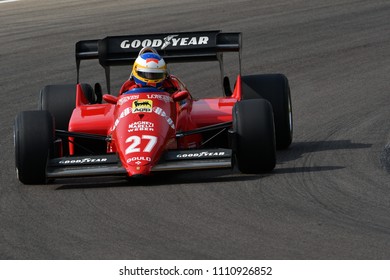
[233,99,276,173]
[14,110,54,185]
[241,74,293,149]
[38,84,94,130]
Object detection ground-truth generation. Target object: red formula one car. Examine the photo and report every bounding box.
[14,31,293,184]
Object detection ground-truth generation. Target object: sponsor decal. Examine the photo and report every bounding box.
[110,107,132,132]
[111,97,172,132]
[132,99,153,113]
[146,94,172,103]
[126,156,152,164]
[153,107,175,129]
[161,35,178,49]
[117,95,139,106]
[128,121,154,132]
[120,34,210,50]
[58,158,108,165]
[176,151,226,158]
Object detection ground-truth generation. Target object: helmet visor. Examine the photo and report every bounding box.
[137,70,166,81]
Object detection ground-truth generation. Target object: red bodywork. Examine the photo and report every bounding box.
[68,75,242,177]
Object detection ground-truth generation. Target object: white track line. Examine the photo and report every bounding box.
[0,0,20,3]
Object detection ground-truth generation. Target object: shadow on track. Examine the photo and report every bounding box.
[277,140,372,163]
[274,165,345,174]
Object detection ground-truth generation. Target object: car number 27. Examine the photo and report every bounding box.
[125,135,157,154]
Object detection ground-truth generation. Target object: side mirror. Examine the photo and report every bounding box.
[103,94,118,104]
[172,90,189,102]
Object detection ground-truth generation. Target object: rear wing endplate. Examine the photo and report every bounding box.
[76,31,241,93]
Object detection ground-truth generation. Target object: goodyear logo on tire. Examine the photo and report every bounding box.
[133,99,153,113]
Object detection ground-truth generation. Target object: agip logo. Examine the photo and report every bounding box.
[132,99,153,113]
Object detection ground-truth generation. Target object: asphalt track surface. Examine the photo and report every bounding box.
[1,0,389,260]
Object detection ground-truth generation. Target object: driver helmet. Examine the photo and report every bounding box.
[131,47,167,88]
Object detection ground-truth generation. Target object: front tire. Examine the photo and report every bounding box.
[14,111,54,184]
[233,99,276,173]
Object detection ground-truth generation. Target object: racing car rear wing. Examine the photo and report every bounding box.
[76,31,241,93]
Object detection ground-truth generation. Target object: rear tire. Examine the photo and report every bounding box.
[241,74,293,149]
[14,111,54,184]
[38,83,94,130]
[233,99,276,173]
[38,84,95,156]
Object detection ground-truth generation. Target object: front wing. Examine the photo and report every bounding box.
[46,149,232,179]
